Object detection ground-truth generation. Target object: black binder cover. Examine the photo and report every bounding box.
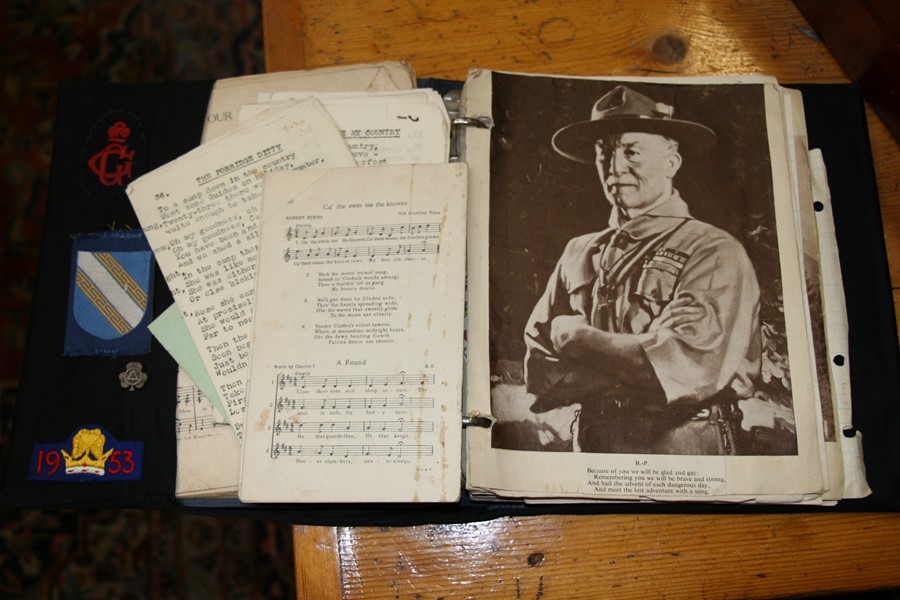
[2,80,897,524]
[0,80,214,509]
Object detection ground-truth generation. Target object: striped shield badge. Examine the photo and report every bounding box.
[73,250,151,339]
[65,231,155,357]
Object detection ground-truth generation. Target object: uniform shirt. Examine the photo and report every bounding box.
[524,190,761,406]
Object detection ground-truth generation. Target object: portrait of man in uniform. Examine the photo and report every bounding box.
[487,75,800,456]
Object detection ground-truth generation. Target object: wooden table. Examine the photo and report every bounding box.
[261,1,900,597]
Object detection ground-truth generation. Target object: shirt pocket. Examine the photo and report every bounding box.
[566,279,595,318]
[635,263,678,318]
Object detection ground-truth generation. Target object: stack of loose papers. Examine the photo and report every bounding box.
[128,61,467,502]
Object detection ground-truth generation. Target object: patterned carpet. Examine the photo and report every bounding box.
[0,2,296,597]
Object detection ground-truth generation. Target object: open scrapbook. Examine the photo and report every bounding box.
[2,61,898,518]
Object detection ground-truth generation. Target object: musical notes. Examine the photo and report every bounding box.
[276,372,435,390]
[271,443,431,459]
[175,384,227,438]
[176,415,220,434]
[273,418,433,434]
[282,219,442,264]
[268,370,439,463]
[283,241,440,262]
[274,395,434,411]
[177,385,207,406]
[285,221,441,241]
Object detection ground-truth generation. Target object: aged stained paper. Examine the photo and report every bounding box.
[239,89,451,165]
[173,369,241,498]
[462,70,829,502]
[151,309,241,497]
[239,163,467,503]
[128,99,356,439]
[810,150,871,499]
[202,61,417,141]
[781,90,844,502]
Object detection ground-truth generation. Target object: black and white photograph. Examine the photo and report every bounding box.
[486,73,800,457]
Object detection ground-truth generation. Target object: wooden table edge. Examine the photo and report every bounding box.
[294,512,900,598]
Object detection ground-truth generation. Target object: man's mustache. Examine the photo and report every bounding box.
[606,178,638,188]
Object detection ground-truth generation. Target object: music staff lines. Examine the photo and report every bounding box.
[275,396,435,411]
[285,222,441,241]
[284,241,439,261]
[271,443,432,459]
[176,384,226,434]
[176,415,225,434]
[278,373,435,390]
[274,418,433,435]
[177,385,206,405]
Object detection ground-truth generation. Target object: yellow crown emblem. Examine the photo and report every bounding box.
[61,428,115,475]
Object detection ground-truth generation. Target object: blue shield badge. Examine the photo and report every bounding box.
[64,231,154,357]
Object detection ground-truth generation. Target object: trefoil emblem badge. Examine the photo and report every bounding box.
[119,362,148,391]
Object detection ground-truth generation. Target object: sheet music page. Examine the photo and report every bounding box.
[127,99,357,440]
[239,163,467,503]
[174,369,241,498]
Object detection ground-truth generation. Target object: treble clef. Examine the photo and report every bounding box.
[284,248,291,262]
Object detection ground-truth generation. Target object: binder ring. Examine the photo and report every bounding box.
[462,414,493,428]
[452,116,493,129]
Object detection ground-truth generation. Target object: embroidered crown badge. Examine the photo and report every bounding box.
[61,428,114,475]
[28,425,144,482]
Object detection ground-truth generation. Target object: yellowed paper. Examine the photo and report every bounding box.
[128,99,356,440]
[174,369,241,498]
[239,89,451,165]
[462,70,829,503]
[239,163,467,503]
[809,149,871,499]
[202,61,416,141]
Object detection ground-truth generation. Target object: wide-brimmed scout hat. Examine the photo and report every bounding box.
[551,85,717,163]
